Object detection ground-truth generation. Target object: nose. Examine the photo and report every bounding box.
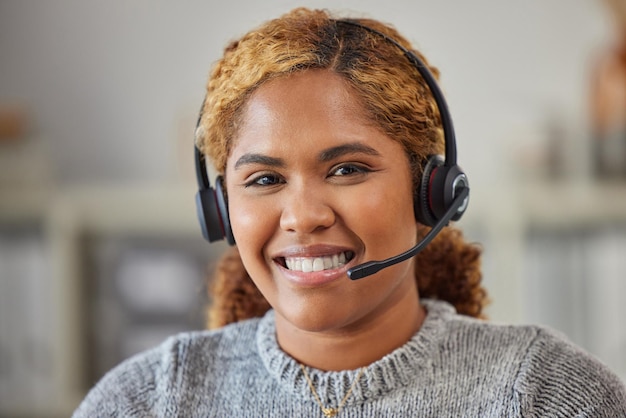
[279,183,335,234]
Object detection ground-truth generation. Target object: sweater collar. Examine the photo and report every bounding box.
[256,299,456,405]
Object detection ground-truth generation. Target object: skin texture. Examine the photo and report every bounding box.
[225,69,425,371]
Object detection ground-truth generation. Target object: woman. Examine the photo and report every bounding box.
[74,8,626,417]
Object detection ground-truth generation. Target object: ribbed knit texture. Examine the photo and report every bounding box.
[73,299,626,417]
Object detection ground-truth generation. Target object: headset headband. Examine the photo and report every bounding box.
[336,19,457,166]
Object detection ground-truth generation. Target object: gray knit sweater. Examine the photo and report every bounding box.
[73,299,626,417]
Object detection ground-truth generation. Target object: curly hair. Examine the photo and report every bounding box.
[196,8,488,328]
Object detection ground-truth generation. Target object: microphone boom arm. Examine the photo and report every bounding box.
[347,187,469,280]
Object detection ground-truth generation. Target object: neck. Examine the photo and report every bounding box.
[275,281,425,371]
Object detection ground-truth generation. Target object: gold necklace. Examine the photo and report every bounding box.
[300,363,366,417]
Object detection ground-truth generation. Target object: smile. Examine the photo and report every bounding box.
[282,251,355,272]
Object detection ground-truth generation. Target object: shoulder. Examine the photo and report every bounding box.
[423,299,626,415]
[513,326,626,416]
[423,299,540,356]
[72,318,261,417]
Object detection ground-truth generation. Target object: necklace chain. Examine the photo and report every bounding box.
[300,363,366,417]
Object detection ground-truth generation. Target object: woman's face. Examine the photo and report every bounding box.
[225,69,419,335]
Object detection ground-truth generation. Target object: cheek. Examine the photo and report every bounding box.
[228,195,277,263]
[351,177,417,250]
[372,186,413,217]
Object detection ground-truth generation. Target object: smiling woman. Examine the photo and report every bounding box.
[223,69,425,367]
[73,7,626,417]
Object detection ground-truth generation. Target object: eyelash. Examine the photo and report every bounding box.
[329,163,371,177]
[244,173,284,188]
[244,163,372,188]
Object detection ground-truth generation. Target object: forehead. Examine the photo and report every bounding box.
[243,70,367,126]
[228,70,384,157]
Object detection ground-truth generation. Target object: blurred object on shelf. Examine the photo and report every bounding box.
[545,112,593,182]
[0,104,28,142]
[0,138,56,187]
[508,111,592,183]
[0,104,56,187]
[506,120,552,182]
[84,235,213,384]
[590,0,626,180]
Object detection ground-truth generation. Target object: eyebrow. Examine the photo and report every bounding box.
[318,142,380,162]
[234,154,285,170]
[233,142,380,170]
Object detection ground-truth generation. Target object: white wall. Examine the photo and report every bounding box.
[0,0,612,186]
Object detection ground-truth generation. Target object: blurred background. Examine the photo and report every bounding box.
[1,0,625,416]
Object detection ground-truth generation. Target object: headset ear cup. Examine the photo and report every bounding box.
[415,155,470,226]
[215,176,235,245]
[428,163,451,222]
[415,155,443,227]
[195,186,226,243]
[194,175,235,245]
[428,164,470,223]
[444,165,469,222]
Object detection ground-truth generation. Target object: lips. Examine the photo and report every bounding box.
[278,250,355,272]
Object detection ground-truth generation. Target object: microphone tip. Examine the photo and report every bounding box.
[347,269,357,280]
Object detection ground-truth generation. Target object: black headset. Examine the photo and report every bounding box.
[194,19,469,247]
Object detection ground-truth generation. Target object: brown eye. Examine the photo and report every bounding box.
[331,164,370,177]
[245,173,284,187]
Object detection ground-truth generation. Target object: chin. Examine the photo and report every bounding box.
[276,297,364,334]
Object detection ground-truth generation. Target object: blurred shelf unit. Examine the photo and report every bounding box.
[1,180,626,417]
[0,184,226,418]
[519,181,626,228]
[519,180,626,384]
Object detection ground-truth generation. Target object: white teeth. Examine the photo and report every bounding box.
[323,257,332,269]
[312,258,324,272]
[283,251,350,272]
